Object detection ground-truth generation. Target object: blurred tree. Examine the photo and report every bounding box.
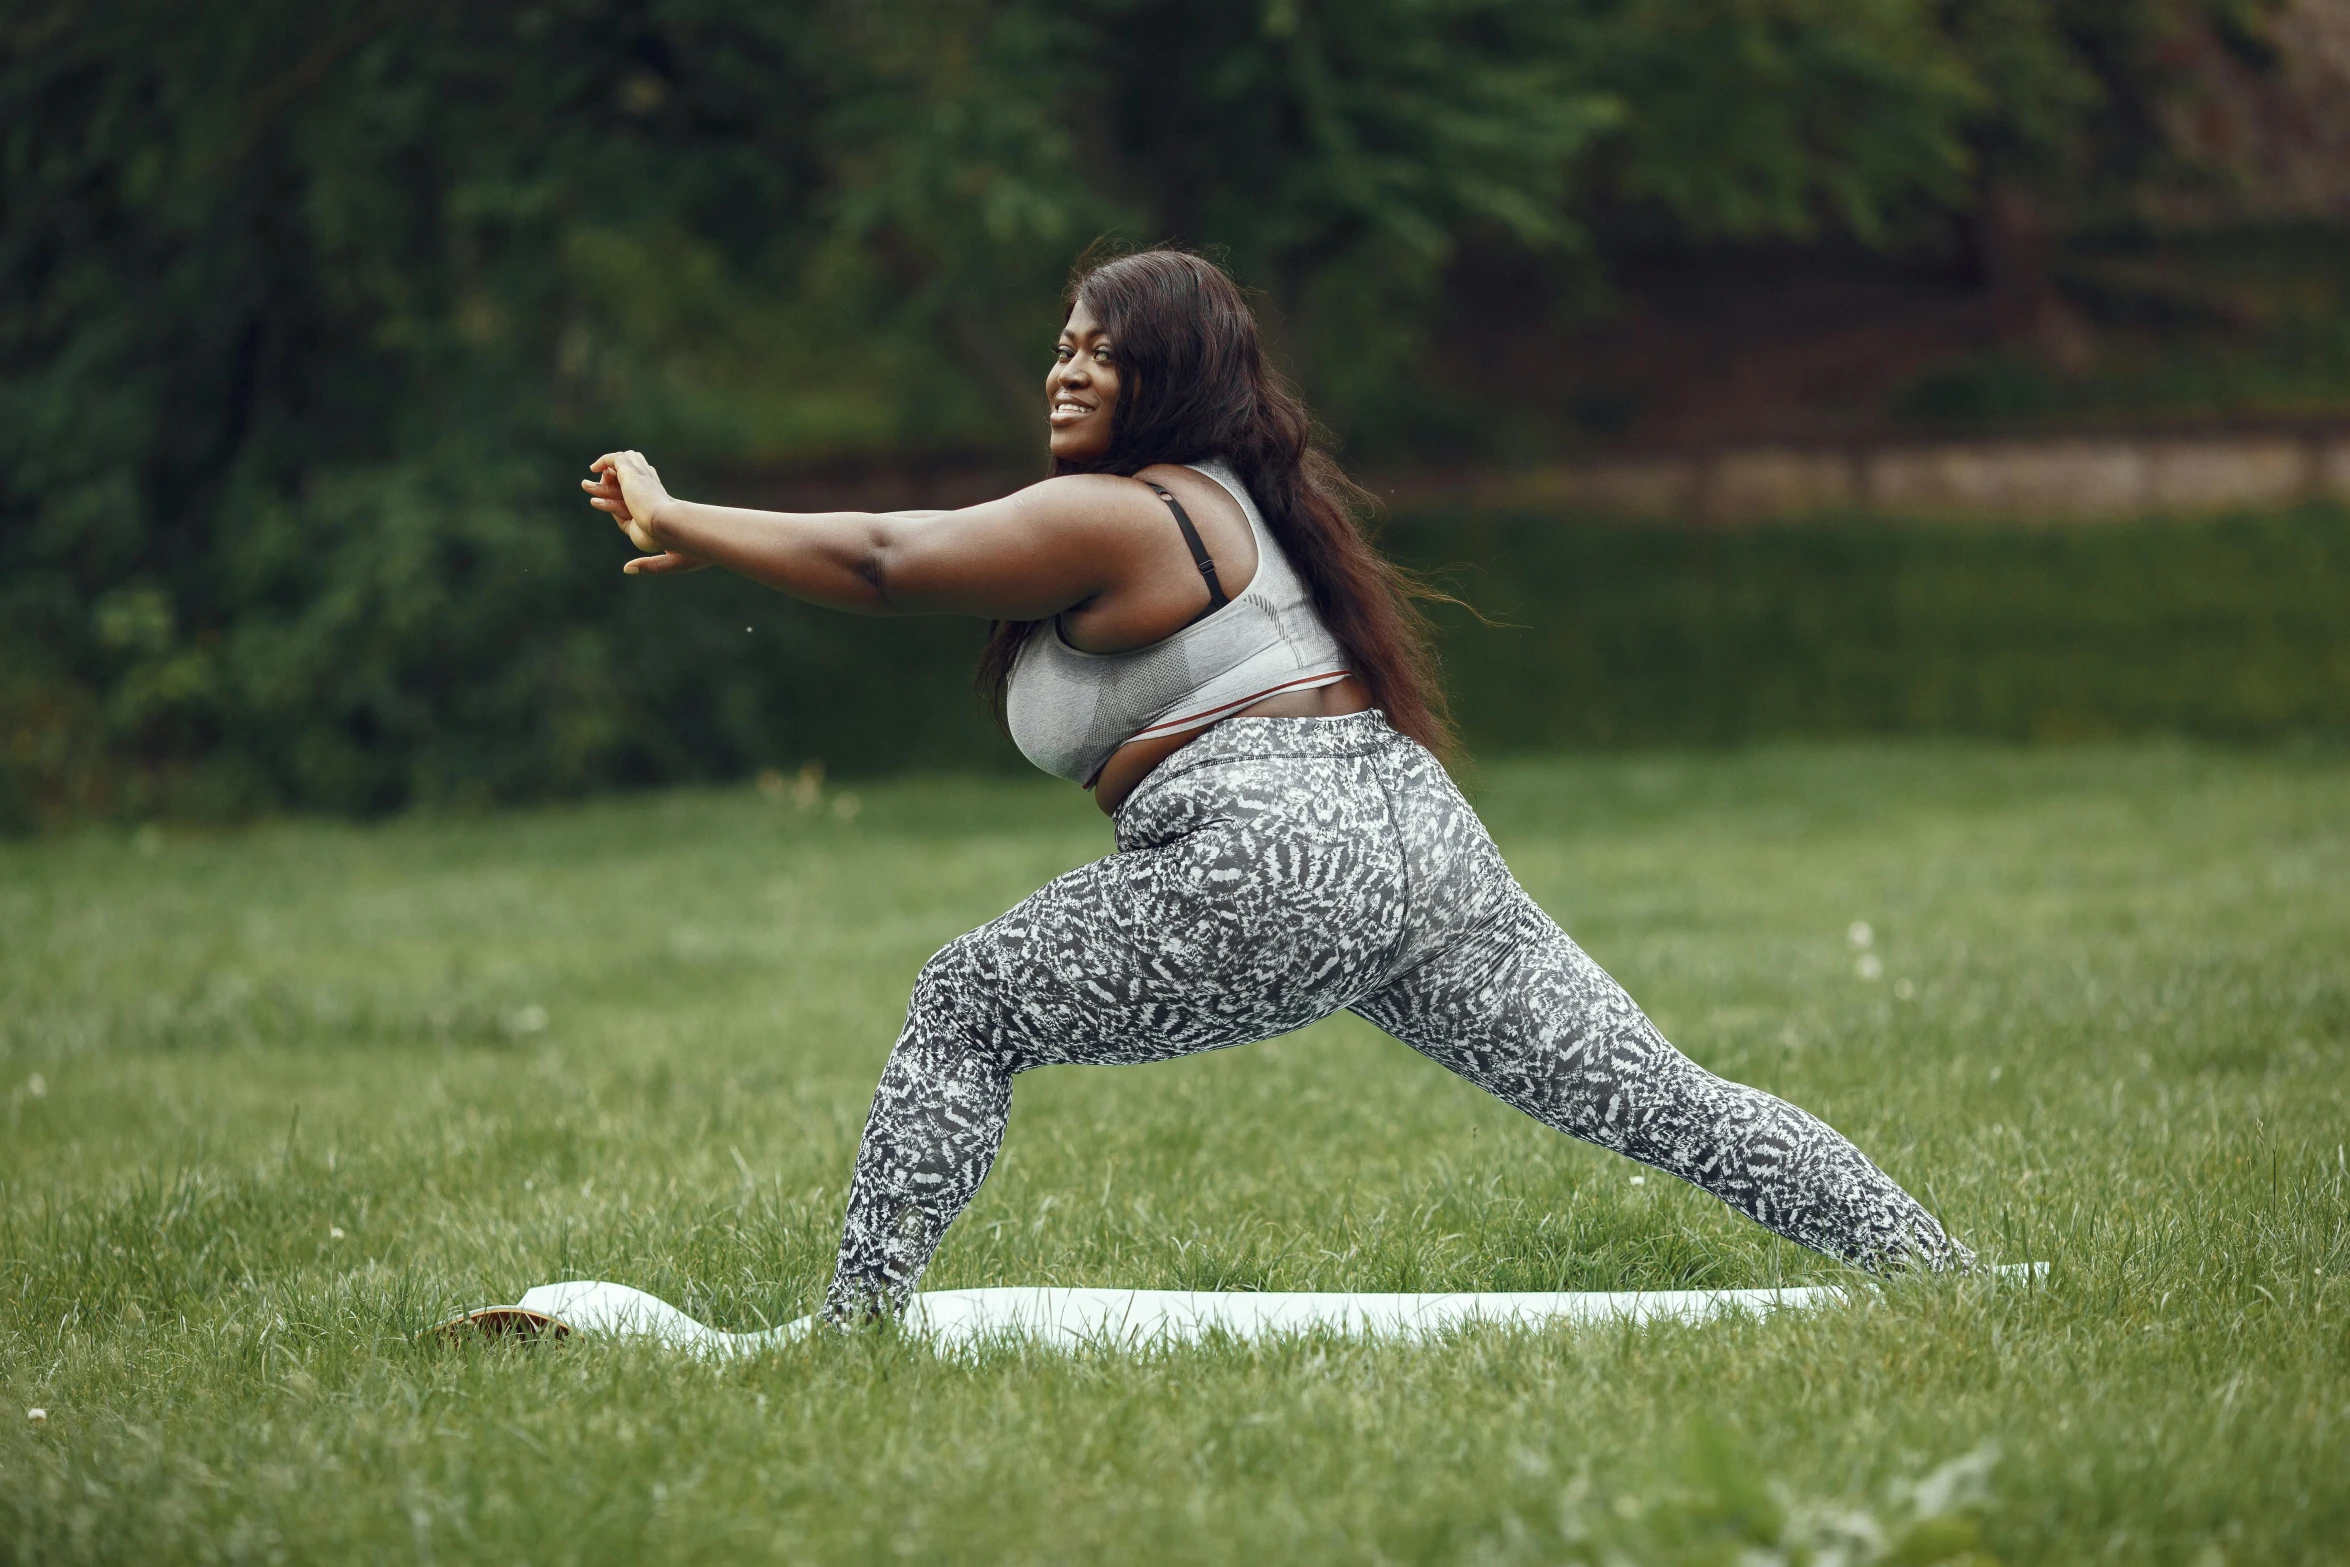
[1585,0,1980,244]
[1940,0,2289,362]
[1,0,1064,818]
[1073,0,1615,394]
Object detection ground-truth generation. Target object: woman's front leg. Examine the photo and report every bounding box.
[822,907,1297,1326]
[822,789,1403,1323]
[824,962,1019,1323]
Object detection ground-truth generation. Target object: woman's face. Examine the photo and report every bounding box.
[1047,299,1119,462]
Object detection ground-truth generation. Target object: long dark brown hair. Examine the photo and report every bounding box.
[979,247,1455,760]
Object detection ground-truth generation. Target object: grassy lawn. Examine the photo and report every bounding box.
[3,743,2345,1563]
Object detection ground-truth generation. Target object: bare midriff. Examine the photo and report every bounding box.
[1091,675,1374,816]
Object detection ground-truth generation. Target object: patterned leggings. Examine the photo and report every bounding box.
[825,711,1969,1321]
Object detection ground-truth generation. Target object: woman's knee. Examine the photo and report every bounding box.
[900,932,1013,1061]
[911,926,984,998]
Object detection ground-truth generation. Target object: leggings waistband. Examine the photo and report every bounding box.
[1121,710,1403,810]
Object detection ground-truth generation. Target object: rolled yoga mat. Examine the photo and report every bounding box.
[434,1268,2041,1355]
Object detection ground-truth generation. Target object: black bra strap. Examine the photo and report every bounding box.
[1146,481,1230,624]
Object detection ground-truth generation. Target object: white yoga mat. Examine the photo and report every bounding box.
[436,1273,2041,1356]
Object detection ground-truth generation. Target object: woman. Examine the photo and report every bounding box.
[584,249,1971,1325]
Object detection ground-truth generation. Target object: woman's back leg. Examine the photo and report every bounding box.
[1351,882,1970,1272]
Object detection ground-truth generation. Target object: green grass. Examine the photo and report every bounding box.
[3,743,2345,1563]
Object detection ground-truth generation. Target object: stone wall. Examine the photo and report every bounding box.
[1384,426,2350,522]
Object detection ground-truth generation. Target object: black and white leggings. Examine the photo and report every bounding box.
[825,711,1969,1322]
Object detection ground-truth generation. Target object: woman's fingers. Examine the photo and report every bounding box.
[622,551,710,575]
[583,472,636,526]
[591,486,657,549]
[587,452,667,553]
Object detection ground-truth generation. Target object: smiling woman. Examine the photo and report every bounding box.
[580,247,1973,1326]
[588,254,1440,815]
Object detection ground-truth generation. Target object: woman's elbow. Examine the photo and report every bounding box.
[848,524,911,614]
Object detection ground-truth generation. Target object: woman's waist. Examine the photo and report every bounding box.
[1092,678,1370,814]
[1109,702,1473,882]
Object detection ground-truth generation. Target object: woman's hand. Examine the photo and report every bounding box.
[583,451,712,575]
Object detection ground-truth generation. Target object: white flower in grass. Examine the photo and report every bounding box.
[330,1226,346,1241]
[26,1408,45,1424]
[1856,953,1884,981]
[1847,920,1874,950]
[1628,1175,1646,1186]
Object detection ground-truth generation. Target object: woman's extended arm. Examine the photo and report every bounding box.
[584,450,1156,622]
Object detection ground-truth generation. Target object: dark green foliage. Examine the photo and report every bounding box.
[1398,504,2350,752]
[1897,221,2350,425]
[2,0,1042,823]
[0,0,2311,824]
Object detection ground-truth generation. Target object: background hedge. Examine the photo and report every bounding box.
[14,501,2342,829]
[1407,503,2350,752]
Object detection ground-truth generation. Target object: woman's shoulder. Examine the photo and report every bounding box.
[1011,465,1252,531]
[999,472,1168,531]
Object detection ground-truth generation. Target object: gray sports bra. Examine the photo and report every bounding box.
[1004,459,1351,785]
